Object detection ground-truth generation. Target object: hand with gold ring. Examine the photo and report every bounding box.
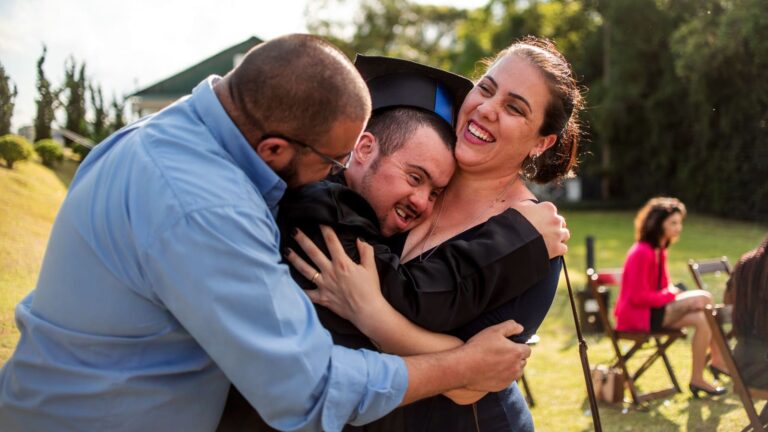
[310,271,320,285]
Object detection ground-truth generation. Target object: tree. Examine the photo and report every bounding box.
[110,95,125,133]
[62,57,88,147]
[34,46,58,142]
[670,0,768,219]
[305,0,766,220]
[305,0,467,68]
[34,139,64,167]
[0,134,33,169]
[89,83,108,142]
[0,62,17,135]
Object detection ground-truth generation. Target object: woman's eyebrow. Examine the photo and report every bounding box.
[508,92,532,112]
[485,76,532,112]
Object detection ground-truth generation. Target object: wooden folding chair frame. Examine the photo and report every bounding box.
[587,268,685,405]
[705,305,768,432]
[688,257,732,291]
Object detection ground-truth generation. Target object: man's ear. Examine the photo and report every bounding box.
[255,137,295,169]
[353,132,378,164]
[531,134,557,158]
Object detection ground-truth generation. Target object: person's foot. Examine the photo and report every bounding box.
[689,381,727,399]
[709,364,729,379]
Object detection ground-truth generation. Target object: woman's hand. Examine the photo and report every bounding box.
[285,225,386,322]
[514,201,570,258]
[287,226,497,405]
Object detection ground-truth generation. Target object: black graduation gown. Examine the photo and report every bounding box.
[278,178,550,342]
[217,176,552,432]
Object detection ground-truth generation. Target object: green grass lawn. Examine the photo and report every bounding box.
[1,160,766,430]
[0,155,76,360]
[527,209,767,431]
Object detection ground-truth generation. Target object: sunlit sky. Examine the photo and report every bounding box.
[0,0,486,131]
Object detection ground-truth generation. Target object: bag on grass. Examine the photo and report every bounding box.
[590,364,625,403]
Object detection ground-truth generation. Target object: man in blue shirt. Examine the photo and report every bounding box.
[0,34,531,432]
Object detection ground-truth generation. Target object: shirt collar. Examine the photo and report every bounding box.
[190,76,286,211]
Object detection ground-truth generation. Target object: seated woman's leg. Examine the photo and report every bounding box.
[662,290,723,392]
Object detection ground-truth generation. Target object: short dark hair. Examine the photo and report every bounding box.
[634,197,687,248]
[227,34,370,144]
[484,36,584,184]
[365,107,456,162]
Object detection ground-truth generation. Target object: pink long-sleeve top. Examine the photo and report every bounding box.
[614,241,677,332]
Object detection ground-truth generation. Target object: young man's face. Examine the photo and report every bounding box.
[357,125,455,237]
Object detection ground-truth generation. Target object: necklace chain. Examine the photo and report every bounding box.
[418,175,520,263]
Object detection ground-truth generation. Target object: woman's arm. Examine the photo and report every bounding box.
[349,288,487,405]
[289,228,492,404]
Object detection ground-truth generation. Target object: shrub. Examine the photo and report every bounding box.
[34,139,64,167]
[73,144,91,162]
[0,134,33,169]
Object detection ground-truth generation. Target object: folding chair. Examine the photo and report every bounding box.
[705,305,768,432]
[688,257,731,291]
[587,268,686,405]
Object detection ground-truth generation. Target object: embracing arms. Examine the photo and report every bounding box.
[289,226,533,404]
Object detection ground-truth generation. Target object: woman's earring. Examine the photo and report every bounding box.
[523,153,539,179]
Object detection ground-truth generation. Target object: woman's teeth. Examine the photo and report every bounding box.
[468,122,493,142]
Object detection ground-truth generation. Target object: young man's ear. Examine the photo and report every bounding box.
[255,137,295,170]
[353,132,378,164]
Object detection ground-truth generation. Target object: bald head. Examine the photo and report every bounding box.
[224,34,371,144]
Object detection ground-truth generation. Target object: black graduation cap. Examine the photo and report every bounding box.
[354,55,474,128]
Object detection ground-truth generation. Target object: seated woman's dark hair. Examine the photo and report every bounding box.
[634,197,687,248]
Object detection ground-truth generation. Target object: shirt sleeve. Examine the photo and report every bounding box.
[622,246,676,308]
[140,205,407,431]
[377,209,550,332]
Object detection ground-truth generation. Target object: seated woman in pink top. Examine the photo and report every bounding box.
[614,197,727,398]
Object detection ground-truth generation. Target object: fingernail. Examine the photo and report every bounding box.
[281,247,291,258]
[291,227,298,237]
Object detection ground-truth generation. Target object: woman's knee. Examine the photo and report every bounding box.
[682,289,712,301]
[686,291,713,309]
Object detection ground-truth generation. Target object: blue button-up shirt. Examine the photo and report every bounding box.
[0,77,407,432]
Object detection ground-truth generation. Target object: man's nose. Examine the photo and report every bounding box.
[409,188,430,213]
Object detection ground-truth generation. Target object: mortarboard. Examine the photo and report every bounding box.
[354,55,474,128]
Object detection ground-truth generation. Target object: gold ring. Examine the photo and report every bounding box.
[311,272,320,284]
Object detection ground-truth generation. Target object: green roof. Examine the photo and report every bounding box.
[131,36,263,98]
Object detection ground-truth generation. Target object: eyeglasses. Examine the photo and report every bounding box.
[260,133,350,174]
